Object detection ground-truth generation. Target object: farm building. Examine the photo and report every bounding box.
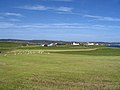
[72,42,80,45]
[41,43,57,47]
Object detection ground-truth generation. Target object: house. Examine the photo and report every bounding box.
[48,43,57,46]
[41,43,57,47]
[48,43,54,46]
[72,42,80,45]
[41,44,45,46]
[86,42,95,46]
[41,44,48,47]
[95,43,99,45]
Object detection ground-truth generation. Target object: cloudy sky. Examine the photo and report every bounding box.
[0,0,120,42]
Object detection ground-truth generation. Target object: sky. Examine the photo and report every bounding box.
[0,0,120,42]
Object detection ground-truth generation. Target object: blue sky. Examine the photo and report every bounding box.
[0,0,120,42]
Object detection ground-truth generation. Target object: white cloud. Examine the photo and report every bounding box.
[21,5,48,11]
[20,5,73,12]
[1,22,120,31]
[3,12,23,17]
[0,22,16,28]
[84,14,120,22]
[4,12,22,16]
[56,7,72,12]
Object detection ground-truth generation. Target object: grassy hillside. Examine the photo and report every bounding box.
[0,52,120,90]
[0,43,120,90]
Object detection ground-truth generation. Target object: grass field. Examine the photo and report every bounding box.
[0,42,120,90]
[52,48,120,56]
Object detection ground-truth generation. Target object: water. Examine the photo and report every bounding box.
[108,45,120,48]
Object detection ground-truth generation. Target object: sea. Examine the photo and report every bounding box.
[107,45,120,48]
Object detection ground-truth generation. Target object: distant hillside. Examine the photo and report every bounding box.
[0,39,69,45]
[0,39,120,46]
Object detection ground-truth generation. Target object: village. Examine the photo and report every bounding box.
[40,42,101,47]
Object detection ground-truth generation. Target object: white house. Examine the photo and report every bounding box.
[95,43,99,45]
[48,43,57,46]
[48,43,54,46]
[41,43,57,47]
[41,44,45,46]
[72,42,80,45]
[87,42,94,46]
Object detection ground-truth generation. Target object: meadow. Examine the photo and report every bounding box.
[0,42,120,90]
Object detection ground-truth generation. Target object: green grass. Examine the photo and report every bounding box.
[0,43,120,90]
[0,42,22,53]
[52,48,120,56]
[0,42,21,48]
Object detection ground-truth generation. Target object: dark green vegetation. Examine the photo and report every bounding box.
[0,42,120,90]
[0,42,21,53]
[0,42,19,47]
